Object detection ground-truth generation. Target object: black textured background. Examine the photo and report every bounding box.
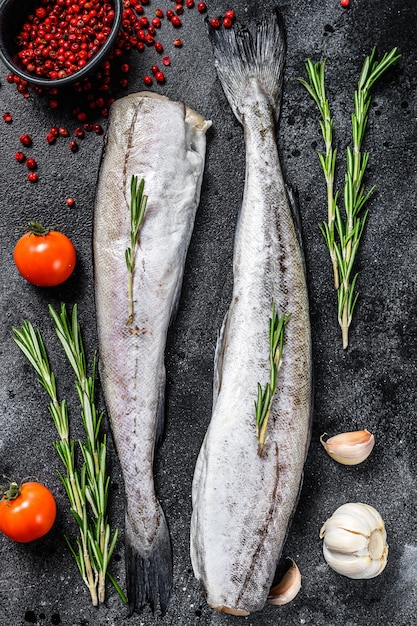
[0,0,416,625]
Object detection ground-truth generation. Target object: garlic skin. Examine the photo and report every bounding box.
[267,560,301,606]
[320,503,388,579]
[320,430,375,465]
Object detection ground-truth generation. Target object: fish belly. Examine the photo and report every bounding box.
[94,92,211,614]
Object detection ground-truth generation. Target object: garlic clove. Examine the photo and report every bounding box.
[267,560,301,606]
[321,502,385,538]
[320,430,375,465]
[320,502,388,579]
[320,525,369,554]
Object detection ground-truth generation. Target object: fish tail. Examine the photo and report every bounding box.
[208,10,286,123]
[125,507,173,615]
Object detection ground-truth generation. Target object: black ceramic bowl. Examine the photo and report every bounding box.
[0,0,122,88]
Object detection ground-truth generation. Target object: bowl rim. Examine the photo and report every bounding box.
[0,0,122,87]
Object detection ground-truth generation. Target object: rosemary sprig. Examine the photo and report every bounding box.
[255,302,290,457]
[125,175,148,325]
[12,304,126,606]
[299,47,400,349]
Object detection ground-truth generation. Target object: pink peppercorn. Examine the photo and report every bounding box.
[25,157,37,170]
[19,133,32,146]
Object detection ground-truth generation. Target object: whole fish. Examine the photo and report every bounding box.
[94,92,211,614]
[190,12,312,615]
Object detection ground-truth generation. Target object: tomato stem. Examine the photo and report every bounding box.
[27,220,52,236]
[0,479,22,502]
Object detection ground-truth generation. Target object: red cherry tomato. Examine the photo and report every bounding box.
[14,222,76,287]
[0,481,57,543]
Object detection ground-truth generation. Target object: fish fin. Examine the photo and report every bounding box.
[207,10,286,124]
[155,371,166,447]
[168,275,184,326]
[285,185,305,257]
[125,507,173,616]
[213,308,230,404]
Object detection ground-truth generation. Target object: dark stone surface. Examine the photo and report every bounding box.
[0,0,416,624]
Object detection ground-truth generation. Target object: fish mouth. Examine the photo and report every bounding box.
[209,603,250,617]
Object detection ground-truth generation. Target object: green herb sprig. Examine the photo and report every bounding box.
[125,175,148,325]
[299,47,400,349]
[255,303,290,456]
[12,304,126,607]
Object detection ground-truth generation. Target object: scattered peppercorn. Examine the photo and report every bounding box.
[66,197,75,207]
[27,172,38,183]
[15,151,26,163]
[210,17,221,29]
[69,140,79,153]
[3,112,12,123]
[340,0,350,5]
[25,158,37,170]
[19,133,32,147]
[197,2,207,13]
[155,71,165,83]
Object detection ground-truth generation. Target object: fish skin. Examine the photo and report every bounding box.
[93,92,211,614]
[190,11,312,615]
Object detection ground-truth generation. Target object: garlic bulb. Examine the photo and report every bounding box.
[267,560,301,606]
[320,430,375,465]
[320,503,388,579]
